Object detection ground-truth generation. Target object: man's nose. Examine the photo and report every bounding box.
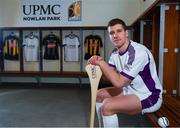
[113,33,118,38]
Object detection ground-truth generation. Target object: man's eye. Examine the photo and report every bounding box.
[110,32,114,35]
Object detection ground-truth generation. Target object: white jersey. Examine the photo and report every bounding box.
[63,35,80,62]
[108,40,163,110]
[23,36,39,61]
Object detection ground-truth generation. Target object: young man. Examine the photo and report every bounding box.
[88,18,163,127]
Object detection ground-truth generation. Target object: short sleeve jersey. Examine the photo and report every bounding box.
[23,35,39,61]
[42,34,60,60]
[108,40,163,109]
[84,35,103,60]
[3,34,19,60]
[63,35,80,62]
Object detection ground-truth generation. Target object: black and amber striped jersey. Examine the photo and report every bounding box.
[3,34,20,60]
[84,35,103,60]
[43,33,61,60]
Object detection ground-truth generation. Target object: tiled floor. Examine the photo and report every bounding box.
[0,85,152,127]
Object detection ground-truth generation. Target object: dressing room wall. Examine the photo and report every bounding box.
[0,0,156,27]
[0,0,157,84]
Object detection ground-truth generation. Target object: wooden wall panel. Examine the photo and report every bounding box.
[176,4,180,96]
[152,7,160,72]
[133,22,140,43]
[143,21,152,50]
[163,4,179,94]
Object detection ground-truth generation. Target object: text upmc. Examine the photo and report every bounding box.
[23,4,61,15]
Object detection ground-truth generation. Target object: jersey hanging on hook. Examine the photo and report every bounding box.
[42,33,61,60]
[23,32,39,61]
[63,32,80,62]
[84,34,103,60]
[3,32,20,60]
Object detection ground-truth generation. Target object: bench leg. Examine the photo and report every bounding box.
[35,76,41,87]
[78,76,82,88]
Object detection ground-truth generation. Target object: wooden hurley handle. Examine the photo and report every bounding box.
[85,64,102,128]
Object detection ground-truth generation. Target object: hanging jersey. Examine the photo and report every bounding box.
[108,40,163,110]
[23,35,39,61]
[3,34,19,60]
[84,35,103,60]
[63,34,80,62]
[43,34,60,60]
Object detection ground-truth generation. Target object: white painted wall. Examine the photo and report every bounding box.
[0,0,156,27]
[0,0,20,27]
[82,0,141,26]
[140,0,157,13]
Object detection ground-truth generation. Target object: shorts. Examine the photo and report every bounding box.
[141,97,162,114]
[122,87,162,114]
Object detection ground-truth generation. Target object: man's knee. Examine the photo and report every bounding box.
[101,99,114,116]
[96,89,107,102]
[96,93,103,102]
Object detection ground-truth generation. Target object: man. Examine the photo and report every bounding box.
[88,18,163,127]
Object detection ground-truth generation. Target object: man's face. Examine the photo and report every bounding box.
[108,24,128,49]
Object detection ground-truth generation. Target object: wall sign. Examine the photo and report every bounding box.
[20,0,82,27]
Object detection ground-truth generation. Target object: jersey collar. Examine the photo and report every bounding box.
[118,40,131,56]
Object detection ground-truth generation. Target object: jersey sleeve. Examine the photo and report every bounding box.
[42,36,48,46]
[55,36,60,45]
[22,37,27,47]
[76,37,80,46]
[62,37,67,46]
[108,53,116,69]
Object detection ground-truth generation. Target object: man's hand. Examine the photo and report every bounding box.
[87,55,103,65]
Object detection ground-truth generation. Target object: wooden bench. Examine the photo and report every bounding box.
[0,71,88,86]
[146,95,180,127]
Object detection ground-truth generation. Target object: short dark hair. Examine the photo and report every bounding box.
[107,18,127,30]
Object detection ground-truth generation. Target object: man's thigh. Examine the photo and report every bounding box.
[96,87,122,102]
[102,94,142,115]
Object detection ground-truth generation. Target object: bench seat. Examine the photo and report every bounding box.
[146,95,180,127]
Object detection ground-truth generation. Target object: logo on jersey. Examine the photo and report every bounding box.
[124,64,132,71]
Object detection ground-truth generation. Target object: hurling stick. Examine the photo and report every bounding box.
[85,64,102,128]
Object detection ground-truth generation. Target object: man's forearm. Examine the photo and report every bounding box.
[98,61,122,88]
